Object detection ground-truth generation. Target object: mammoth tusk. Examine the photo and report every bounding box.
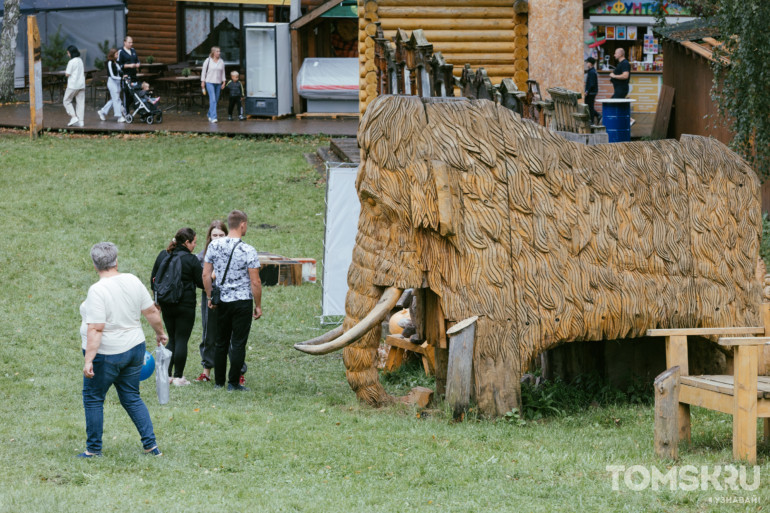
[293,325,344,348]
[294,286,403,355]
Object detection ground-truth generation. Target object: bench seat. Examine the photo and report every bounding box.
[649,327,770,463]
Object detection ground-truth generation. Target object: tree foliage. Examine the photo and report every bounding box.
[42,25,68,70]
[680,0,770,180]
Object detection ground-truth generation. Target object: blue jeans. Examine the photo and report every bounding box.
[205,82,221,120]
[82,343,157,454]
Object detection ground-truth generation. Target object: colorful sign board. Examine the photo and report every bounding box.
[588,1,691,16]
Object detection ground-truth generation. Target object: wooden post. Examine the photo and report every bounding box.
[384,346,406,372]
[764,418,770,444]
[445,316,477,418]
[665,335,691,442]
[290,28,301,115]
[761,302,770,375]
[654,366,680,460]
[733,344,759,464]
[27,15,43,138]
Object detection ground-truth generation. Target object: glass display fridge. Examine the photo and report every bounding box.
[243,23,292,116]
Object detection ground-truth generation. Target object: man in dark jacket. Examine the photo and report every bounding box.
[118,36,140,80]
[584,57,600,125]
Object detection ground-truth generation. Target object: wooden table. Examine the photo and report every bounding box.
[42,68,97,102]
[138,62,168,76]
[154,75,202,111]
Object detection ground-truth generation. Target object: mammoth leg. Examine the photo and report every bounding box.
[341,276,392,406]
[473,319,522,417]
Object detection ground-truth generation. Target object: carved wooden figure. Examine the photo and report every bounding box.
[296,95,763,418]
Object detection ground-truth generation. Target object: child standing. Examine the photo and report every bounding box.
[225,71,245,121]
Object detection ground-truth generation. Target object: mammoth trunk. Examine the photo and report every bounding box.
[342,262,392,406]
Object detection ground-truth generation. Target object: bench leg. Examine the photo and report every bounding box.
[654,366,680,459]
[764,418,770,444]
[733,345,758,464]
[665,335,691,442]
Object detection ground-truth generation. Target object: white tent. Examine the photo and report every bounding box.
[1,0,125,87]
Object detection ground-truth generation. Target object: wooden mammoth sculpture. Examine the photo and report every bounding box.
[296,95,763,417]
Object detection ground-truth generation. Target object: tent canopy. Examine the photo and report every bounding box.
[2,0,125,85]
[1,0,124,15]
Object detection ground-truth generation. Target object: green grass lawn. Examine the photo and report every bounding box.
[0,130,767,512]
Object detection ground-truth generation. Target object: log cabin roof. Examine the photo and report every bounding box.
[291,0,349,29]
[656,18,730,65]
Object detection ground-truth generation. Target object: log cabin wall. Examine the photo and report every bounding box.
[359,0,530,114]
[661,39,770,213]
[661,40,732,144]
[528,0,582,95]
[126,0,178,64]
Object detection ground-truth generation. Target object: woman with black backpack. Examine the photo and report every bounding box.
[151,228,204,386]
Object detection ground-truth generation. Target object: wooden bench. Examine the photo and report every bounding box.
[649,327,770,463]
[546,87,604,134]
[384,334,435,375]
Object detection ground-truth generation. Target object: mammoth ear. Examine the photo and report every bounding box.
[410,159,462,240]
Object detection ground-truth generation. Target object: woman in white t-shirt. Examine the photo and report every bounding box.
[78,242,168,458]
[64,45,86,128]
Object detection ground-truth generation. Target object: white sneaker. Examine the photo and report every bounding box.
[211,118,218,123]
[97,109,105,121]
[117,117,126,123]
[173,377,191,386]
[75,121,84,128]
[67,117,78,127]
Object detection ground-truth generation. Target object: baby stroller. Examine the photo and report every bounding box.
[121,76,163,125]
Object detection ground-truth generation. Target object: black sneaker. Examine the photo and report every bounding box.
[228,115,233,121]
[227,383,250,392]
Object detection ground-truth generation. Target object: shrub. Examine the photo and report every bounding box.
[42,26,68,70]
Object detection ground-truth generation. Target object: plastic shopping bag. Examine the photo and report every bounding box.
[155,344,172,405]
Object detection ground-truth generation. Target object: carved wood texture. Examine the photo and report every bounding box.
[346,94,762,416]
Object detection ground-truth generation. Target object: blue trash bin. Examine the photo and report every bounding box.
[598,99,635,143]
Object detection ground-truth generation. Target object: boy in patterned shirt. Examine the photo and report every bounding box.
[203,210,262,391]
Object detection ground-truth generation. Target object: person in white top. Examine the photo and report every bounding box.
[97,48,126,123]
[64,45,86,128]
[78,242,168,458]
[201,46,226,123]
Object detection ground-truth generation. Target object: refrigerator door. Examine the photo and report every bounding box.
[245,26,276,98]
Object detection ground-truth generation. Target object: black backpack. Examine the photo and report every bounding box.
[153,252,185,303]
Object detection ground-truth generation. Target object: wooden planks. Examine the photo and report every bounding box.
[654,366,680,460]
[719,337,770,347]
[650,84,674,140]
[733,344,759,463]
[679,384,734,415]
[681,375,770,398]
[445,317,477,418]
[647,327,765,337]
[384,334,435,375]
[664,335,690,441]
